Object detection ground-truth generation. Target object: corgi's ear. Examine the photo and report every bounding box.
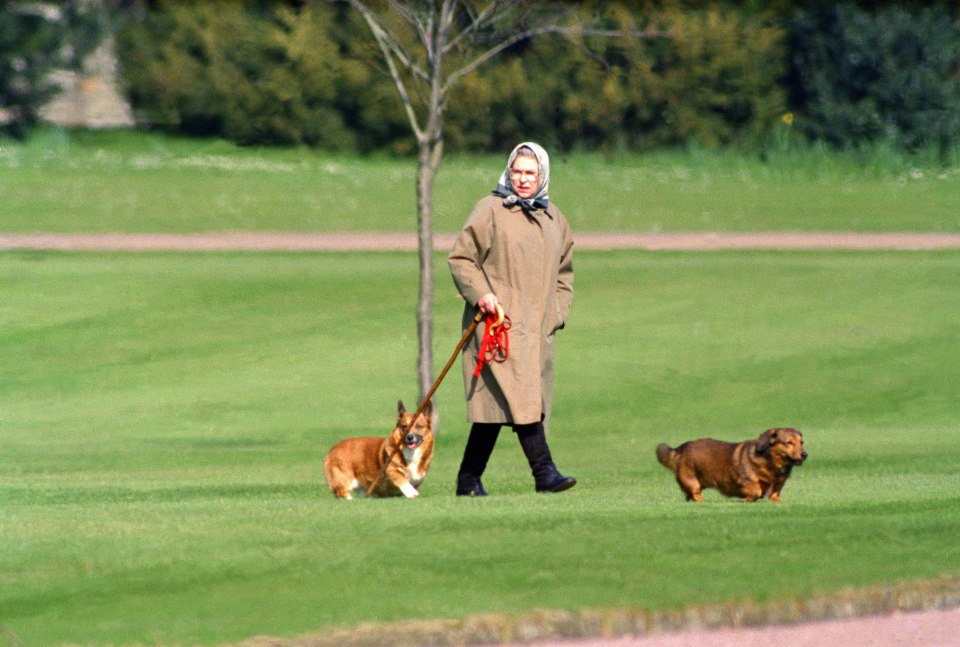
[422,399,433,422]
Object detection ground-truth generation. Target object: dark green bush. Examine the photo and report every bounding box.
[117,2,353,149]
[445,4,787,152]
[785,3,960,155]
[114,2,790,153]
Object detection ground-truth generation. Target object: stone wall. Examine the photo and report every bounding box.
[40,36,134,128]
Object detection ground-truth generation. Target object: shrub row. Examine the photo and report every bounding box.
[112,2,960,155]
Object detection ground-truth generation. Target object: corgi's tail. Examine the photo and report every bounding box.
[656,443,678,471]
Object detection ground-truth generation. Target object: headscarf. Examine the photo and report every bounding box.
[493,142,550,213]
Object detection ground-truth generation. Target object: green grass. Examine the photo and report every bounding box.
[2,250,959,645]
[1,128,958,233]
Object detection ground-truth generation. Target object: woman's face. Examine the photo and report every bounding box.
[509,155,540,200]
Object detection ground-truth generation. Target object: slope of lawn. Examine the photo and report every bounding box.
[2,129,958,233]
[2,249,958,645]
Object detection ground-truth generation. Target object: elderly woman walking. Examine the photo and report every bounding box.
[448,142,577,496]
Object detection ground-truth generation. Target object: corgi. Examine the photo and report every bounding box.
[323,400,434,499]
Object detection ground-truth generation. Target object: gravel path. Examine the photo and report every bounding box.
[3,231,960,252]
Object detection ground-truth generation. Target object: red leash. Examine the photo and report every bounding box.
[473,305,511,377]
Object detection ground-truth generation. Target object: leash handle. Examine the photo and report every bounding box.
[490,303,505,327]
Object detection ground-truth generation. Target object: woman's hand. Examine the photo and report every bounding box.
[477,293,499,316]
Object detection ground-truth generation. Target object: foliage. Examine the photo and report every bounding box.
[447,4,786,152]
[116,2,353,148]
[324,7,411,154]
[113,1,790,152]
[1,250,959,645]
[110,2,960,156]
[0,2,106,138]
[7,2,960,154]
[785,3,960,156]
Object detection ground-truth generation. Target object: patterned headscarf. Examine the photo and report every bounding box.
[493,142,550,213]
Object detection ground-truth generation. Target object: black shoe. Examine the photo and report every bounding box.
[456,474,489,496]
[535,471,577,493]
[456,424,500,497]
[515,422,576,493]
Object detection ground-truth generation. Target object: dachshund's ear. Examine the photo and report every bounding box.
[397,400,406,421]
[757,429,775,454]
[421,399,433,421]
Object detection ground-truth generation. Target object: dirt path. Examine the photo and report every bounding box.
[242,588,960,647]
[3,231,960,252]
[519,607,960,647]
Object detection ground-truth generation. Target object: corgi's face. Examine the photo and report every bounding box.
[392,400,433,450]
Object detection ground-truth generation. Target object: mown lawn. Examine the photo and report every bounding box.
[2,129,958,233]
[2,249,958,645]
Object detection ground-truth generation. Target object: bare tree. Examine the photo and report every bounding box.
[331,0,655,423]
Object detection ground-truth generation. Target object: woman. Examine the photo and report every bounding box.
[448,142,576,496]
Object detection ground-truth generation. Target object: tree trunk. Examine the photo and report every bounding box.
[415,138,438,407]
[415,14,448,428]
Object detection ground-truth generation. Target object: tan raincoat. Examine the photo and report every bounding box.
[448,195,574,425]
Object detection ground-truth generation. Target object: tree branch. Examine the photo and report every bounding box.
[442,0,511,55]
[345,0,426,141]
[443,22,668,93]
[340,0,431,84]
[389,0,431,58]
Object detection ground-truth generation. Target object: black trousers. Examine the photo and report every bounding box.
[457,420,557,482]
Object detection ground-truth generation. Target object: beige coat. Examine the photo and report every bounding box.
[448,195,574,425]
